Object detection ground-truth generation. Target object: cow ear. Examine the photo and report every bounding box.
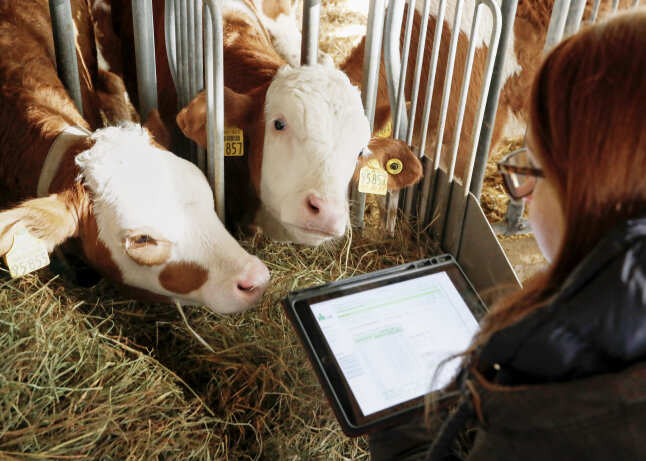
[354,138,423,190]
[0,191,85,256]
[176,87,256,149]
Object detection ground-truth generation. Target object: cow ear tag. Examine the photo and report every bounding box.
[224,127,244,156]
[386,158,403,175]
[375,120,393,138]
[3,226,50,278]
[358,158,388,195]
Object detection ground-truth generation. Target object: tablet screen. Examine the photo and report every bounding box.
[309,270,478,416]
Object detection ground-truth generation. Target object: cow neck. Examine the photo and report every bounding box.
[37,126,91,198]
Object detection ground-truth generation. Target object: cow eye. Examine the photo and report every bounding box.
[274,119,286,131]
[132,235,155,246]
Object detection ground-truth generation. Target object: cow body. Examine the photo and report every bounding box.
[0,0,269,313]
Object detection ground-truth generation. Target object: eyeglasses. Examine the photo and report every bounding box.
[496,147,544,200]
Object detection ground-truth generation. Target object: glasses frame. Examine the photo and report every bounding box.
[497,147,544,200]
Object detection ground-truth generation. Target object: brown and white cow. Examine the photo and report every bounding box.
[340,0,635,179]
[0,0,269,314]
[91,0,424,247]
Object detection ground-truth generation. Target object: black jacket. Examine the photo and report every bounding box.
[369,215,646,460]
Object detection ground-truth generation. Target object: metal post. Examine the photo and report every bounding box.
[563,0,587,37]
[414,0,448,226]
[428,0,464,241]
[132,0,158,122]
[589,0,602,23]
[351,0,386,228]
[49,0,83,116]
[382,0,408,233]
[470,0,518,199]
[204,0,225,221]
[444,0,501,255]
[544,0,571,52]
[301,0,321,65]
[611,0,620,13]
[403,0,433,218]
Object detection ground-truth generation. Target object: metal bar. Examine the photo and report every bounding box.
[427,0,464,240]
[193,0,206,173]
[179,1,190,108]
[165,0,178,87]
[633,0,641,8]
[392,1,416,139]
[49,0,83,116]
[301,0,321,65]
[563,0,587,37]
[188,0,196,99]
[544,0,571,52]
[350,0,386,228]
[403,0,433,218]
[132,0,158,123]
[611,0,620,13]
[444,0,501,256]
[415,0,447,225]
[382,0,408,233]
[204,0,225,220]
[589,0,602,23]
[469,0,518,199]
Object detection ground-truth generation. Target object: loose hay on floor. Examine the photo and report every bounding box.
[0,217,435,460]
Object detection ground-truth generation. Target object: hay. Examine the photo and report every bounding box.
[0,213,436,460]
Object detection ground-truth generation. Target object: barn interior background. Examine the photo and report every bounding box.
[2,0,635,459]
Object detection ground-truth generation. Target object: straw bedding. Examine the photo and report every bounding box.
[0,211,436,459]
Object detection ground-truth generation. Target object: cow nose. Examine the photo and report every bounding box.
[304,194,347,236]
[235,257,270,301]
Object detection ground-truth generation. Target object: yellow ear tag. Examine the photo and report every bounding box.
[358,158,388,195]
[3,228,50,278]
[386,158,403,175]
[375,120,393,138]
[224,127,244,156]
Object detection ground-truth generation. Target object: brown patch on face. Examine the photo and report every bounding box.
[159,262,208,295]
[78,211,124,283]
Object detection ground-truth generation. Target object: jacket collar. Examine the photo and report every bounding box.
[479,215,646,383]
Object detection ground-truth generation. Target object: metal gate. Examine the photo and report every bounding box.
[48,0,227,221]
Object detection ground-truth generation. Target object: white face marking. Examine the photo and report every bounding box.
[259,65,371,245]
[75,124,268,313]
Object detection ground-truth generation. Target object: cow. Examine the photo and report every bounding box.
[0,0,269,314]
[90,0,424,247]
[339,0,636,180]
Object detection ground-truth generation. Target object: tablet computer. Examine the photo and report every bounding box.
[282,255,486,437]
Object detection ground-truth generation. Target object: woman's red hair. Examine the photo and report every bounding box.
[473,9,646,348]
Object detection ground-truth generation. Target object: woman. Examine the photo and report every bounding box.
[369,9,646,461]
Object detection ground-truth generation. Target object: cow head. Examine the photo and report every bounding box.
[0,124,269,313]
[177,64,423,246]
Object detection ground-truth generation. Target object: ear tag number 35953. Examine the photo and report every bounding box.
[3,228,50,278]
[358,158,388,195]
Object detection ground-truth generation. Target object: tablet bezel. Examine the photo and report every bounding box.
[282,256,487,436]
